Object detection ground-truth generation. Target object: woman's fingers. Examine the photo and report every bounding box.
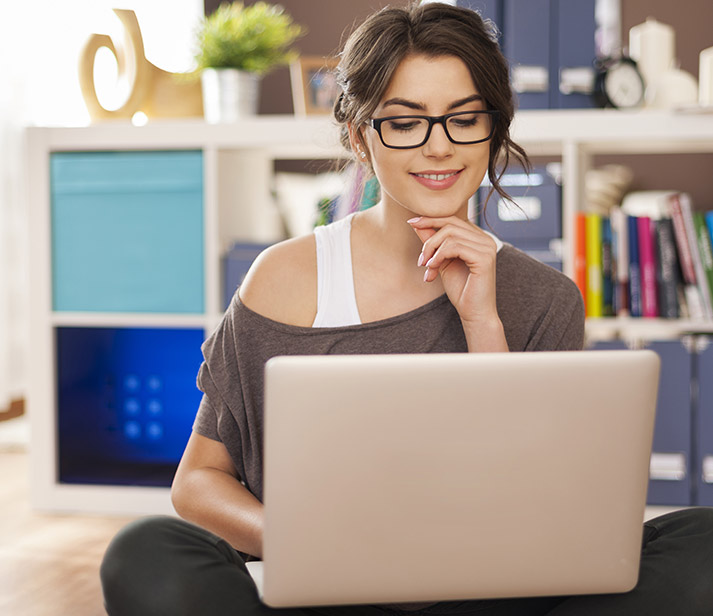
[409,217,496,274]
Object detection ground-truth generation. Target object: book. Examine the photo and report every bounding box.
[637,216,658,318]
[707,211,713,250]
[585,212,603,317]
[669,194,698,286]
[574,211,587,310]
[654,218,680,319]
[627,215,642,318]
[601,217,614,316]
[610,207,629,316]
[677,193,713,319]
[694,211,713,312]
[669,194,706,319]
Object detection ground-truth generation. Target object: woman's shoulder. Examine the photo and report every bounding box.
[238,233,317,326]
[497,244,580,298]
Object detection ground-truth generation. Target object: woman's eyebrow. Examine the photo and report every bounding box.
[381,94,483,112]
[447,94,484,110]
[381,97,426,111]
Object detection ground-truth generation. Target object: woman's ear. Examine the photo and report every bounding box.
[347,122,369,163]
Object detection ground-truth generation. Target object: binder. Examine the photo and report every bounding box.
[695,336,713,506]
[644,340,693,506]
[503,0,551,109]
[553,0,596,109]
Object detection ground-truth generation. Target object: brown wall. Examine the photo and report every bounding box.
[204,0,713,207]
[204,0,401,114]
[612,0,713,207]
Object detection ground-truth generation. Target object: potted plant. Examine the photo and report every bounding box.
[196,2,304,122]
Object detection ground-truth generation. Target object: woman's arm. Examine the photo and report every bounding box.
[171,431,264,558]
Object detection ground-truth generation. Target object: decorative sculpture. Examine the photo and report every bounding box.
[79,9,203,121]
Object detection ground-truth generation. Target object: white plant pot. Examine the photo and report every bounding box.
[201,68,260,123]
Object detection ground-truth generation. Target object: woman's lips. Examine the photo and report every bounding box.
[411,169,462,190]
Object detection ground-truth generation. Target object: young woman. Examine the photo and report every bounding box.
[101,3,713,615]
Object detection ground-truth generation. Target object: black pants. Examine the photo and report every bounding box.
[100,508,713,616]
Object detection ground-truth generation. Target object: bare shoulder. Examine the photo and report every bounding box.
[238,234,317,326]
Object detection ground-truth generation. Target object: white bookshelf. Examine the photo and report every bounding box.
[25,109,713,513]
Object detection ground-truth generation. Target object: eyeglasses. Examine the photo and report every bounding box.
[368,110,499,149]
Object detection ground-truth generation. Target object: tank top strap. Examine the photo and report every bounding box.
[312,214,362,327]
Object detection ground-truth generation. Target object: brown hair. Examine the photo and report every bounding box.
[333,1,530,206]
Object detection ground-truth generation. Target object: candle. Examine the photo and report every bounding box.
[629,18,675,90]
[700,46,713,107]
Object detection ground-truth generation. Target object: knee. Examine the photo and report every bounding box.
[662,506,713,539]
[100,516,193,616]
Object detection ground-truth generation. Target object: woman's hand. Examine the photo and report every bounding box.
[408,215,509,352]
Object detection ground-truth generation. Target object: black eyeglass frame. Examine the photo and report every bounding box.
[368,110,499,150]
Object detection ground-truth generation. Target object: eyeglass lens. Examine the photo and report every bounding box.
[379,112,493,148]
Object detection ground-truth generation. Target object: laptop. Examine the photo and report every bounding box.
[257,350,660,607]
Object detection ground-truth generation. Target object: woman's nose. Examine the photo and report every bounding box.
[422,121,454,157]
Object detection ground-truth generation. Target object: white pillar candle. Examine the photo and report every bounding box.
[629,18,675,89]
[700,46,713,106]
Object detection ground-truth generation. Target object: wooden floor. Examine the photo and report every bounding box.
[0,448,136,616]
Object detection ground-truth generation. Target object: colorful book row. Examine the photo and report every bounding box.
[575,193,713,319]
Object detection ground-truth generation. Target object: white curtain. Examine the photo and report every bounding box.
[0,0,202,410]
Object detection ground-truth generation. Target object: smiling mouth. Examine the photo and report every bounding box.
[413,171,460,181]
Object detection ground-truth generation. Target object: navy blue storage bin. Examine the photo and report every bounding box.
[478,167,562,269]
[223,242,272,309]
[56,326,205,487]
[588,340,693,506]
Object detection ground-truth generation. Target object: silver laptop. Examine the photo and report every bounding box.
[258,350,659,607]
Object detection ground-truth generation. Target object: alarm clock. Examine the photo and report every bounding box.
[594,56,646,109]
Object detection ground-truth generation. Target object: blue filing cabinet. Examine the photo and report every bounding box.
[50,150,206,488]
[588,340,694,506]
[696,337,713,506]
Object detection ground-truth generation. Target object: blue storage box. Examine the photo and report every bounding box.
[478,166,562,256]
[589,340,693,506]
[56,326,205,487]
[51,150,204,313]
[223,242,272,309]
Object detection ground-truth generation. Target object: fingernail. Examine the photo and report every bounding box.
[407,217,421,224]
[417,252,425,267]
[423,268,430,282]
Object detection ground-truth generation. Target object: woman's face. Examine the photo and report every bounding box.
[359,53,491,219]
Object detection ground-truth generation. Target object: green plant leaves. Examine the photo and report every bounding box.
[195,2,305,74]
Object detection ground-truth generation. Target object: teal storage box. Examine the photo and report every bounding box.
[51,150,204,313]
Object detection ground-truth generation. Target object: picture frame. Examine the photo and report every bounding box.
[290,56,340,115]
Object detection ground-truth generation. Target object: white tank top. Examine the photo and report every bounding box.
[311,213,504,328]
[312,213,362,327]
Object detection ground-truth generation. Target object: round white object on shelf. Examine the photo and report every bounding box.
[646,68,698,109]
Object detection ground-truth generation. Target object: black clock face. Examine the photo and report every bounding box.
[604,61,645,108]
